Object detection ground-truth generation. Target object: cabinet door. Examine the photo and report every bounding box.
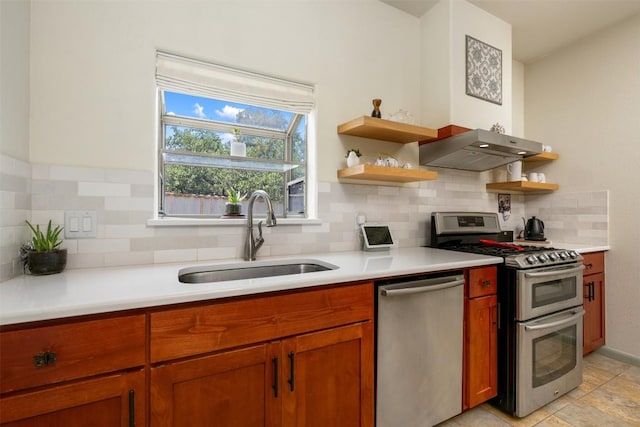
[151,343,280,427]
[282,322,374,427]
[583,272,605,355]
[465,294,498,409]
[0,370,145,426]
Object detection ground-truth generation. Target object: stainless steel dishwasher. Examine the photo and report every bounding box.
[376,273,465,427]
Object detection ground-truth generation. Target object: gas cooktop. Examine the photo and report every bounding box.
[430,212,583,269]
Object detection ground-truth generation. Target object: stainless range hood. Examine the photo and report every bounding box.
[419,129,543,171]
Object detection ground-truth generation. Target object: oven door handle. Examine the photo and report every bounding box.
[524,264,585,279]
[524,308,585,331]
[380,277,464,297]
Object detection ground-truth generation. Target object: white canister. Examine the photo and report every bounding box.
[507,161,522,181]
[493,167,508,182]
[230,141,246,157]
[538,173,546,183]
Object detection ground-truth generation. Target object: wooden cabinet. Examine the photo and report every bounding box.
[582,252,606,354]
[336,116,438,183]
[463,266,498,410]
[150,282,375,427]
[0,315,146,426]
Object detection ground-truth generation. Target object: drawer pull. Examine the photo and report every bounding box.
[482,280,492,286]
[33,351,57,367]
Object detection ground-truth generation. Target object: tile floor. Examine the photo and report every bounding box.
[439,352,640,427]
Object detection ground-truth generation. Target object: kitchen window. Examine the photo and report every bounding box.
[155,51,315,219]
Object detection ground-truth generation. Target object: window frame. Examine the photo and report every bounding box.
[156,90,309,219]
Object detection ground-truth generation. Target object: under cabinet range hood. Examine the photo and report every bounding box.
[419,129,543,171]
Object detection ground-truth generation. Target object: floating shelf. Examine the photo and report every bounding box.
[337,116,437,143]
[524,152,559,162]
[337,164,438,183]
[486,181,559,193]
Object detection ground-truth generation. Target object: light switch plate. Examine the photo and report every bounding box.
[65,210,97,238]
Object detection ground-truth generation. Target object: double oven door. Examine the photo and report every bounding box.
[499,261,585,417]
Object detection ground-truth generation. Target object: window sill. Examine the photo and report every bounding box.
[147,217,322,227]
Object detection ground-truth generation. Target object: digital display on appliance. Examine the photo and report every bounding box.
[361,225,394,250]
[457,216,485,227]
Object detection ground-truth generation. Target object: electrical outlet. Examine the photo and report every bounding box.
[355,212,366,230]
[65,210,97,238]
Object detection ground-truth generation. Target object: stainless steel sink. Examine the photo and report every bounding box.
[178,259,338,284]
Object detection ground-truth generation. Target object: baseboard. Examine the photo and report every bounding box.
[595,346,640,367]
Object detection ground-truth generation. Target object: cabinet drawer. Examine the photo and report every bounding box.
[0,314,146,393]
[467,266,497,298]
[582,252,604,275]
[151,282,373,363]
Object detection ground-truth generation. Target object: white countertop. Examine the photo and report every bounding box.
[0,247,503,326]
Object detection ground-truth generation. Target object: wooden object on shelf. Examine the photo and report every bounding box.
[337,116,437,143]
[419,124,472,145]
[524,152,559,162]
[486,181,559,193]
[337,164,438,183]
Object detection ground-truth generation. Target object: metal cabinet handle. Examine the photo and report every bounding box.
[287,352,295,392]
[272,357,279,397]
[33,351,57,367]
[128,389,135,427]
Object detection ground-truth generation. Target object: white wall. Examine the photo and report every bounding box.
[525,14,640,358]
[28,0,421,182]
[420,0,512,132]
[0,0,30,160]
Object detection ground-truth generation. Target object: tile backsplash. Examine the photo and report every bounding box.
[0,153,608,281]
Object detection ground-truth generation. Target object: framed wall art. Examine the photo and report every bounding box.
[466,35,502,105]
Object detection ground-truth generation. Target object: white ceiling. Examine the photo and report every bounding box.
[382,0,640,63]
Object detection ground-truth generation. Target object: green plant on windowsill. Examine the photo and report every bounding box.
[22,220,67,275]
[224,188,247,216]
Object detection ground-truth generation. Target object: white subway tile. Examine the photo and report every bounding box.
[154,249,197,264]
[78,238,130,254]
[105,197,153,212]
[79,182,131,197]
[49,165,105,182]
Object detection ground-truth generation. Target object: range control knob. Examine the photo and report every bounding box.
[568,251,579,258]
[548,252,559,261]
[559,251,568,260]
[526,255,537,265]
[537,254,548,263]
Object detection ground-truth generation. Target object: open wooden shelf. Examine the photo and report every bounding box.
[486,181,559,193]
[524,152,559,162]
[337,116,437,143]
[337,164,438,183]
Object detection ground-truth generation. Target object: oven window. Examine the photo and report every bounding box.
[532,325,577,387]
[532,277,577,308]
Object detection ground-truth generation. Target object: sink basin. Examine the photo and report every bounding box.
[178,259,338,284]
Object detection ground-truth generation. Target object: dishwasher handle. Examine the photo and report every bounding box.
[380,275,464,297]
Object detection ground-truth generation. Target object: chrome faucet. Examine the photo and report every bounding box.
[244,190,277,261]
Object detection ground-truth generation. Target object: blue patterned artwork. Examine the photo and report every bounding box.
[466,35,502,105]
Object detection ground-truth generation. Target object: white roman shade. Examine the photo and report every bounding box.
[156,51,315,114]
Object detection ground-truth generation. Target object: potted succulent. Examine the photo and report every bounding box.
[224,188,246,216]
[346,148,362,167]
[22,220,67,275]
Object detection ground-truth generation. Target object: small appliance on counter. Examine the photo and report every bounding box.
[523,216,546,241]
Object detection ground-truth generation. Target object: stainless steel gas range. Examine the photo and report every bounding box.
[430,212,585,417]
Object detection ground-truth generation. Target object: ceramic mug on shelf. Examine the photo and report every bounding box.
[538,173,546,183]
[507,161,522,181]
[528,172,540,182]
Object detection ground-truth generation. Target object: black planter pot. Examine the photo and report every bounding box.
[26,249,67,275]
